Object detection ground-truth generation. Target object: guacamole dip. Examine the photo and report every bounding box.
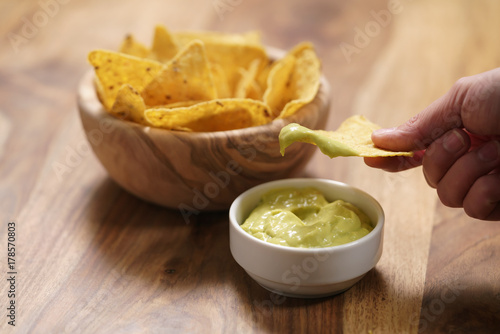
[240,187,373,248]
[279,117,413,158]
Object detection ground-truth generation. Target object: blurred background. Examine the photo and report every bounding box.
[3,0,499,187]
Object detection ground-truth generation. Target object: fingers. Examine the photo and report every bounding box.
[371,93,462,152]
[433,140,500,211]
[463,173,500,220]
[422,129,471,187]
[460,68,500,136]
[364,68,500,221]
[371,68,500,153]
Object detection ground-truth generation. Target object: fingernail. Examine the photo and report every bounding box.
[443,130,465,153]
[373,127,397,136]
[478,140,500,162]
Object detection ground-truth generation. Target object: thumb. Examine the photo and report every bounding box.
[372,94,460,151]
[372,68,500,152]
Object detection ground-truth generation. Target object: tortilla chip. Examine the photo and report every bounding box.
[209,63,231,99]
[172,32,268,96]
[278,42,321,118]
[109,84,147,124]
[263,53,296,117]
[235,59,262,99]
[145,98,272,132]
[155,100,204,109]
[88,50,164,110]
[150,25,178,63]
[263,42,321,118]
[141,40,216,106]
[279,115,413,157]
[208,44,268,96]
[255,59,274,97]
[119,34,150,58]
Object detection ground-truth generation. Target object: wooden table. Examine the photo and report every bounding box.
[2,0,500,332]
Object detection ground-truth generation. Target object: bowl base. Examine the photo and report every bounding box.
[246,271,366,299]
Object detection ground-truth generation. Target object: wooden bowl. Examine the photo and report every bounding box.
[77,55,330,212]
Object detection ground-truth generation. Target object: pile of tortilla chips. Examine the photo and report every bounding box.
[88,25,322,132]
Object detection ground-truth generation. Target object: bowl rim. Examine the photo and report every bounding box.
[229,177,385,254]
[77,46,331,140]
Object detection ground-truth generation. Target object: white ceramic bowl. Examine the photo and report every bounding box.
[229,178,384,298]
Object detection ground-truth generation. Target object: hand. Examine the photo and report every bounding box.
[364,68,500,221]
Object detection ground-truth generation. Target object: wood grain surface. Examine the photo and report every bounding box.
[1,0,500,333]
